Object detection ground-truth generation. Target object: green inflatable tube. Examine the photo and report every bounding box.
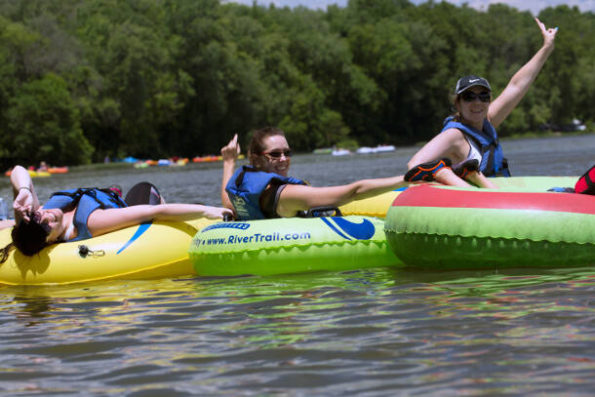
[189,216,401,276]
[385,177,595,270]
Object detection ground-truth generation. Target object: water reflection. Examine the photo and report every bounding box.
[3,267,594,338]
[11,294,54,326]
[1,266,594,394]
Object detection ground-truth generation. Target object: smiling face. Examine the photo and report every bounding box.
[455,86,491,129]
[35,208,66,243]
[253,134,292,177]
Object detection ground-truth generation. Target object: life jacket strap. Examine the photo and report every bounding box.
[50,187,127,209]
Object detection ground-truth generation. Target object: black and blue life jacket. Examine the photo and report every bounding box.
[43,188,128,241]
[441,116,511,177]
[226,166,306,220]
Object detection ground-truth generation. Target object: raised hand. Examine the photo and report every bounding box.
[13,188,34,222]
[535,17,557,49]
[221,133,241,162]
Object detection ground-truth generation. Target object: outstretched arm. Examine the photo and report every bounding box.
[275,175,408,217]
[489,18,557,128]
[9,165,40,222]
[221,134,240,211]
[407,129,472,171]
[87,204,232,237]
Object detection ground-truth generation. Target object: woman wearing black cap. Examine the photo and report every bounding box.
[406,17,558,188]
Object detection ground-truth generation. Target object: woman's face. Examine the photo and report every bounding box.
[456,86,491,128]
[254,134,292,176]
[35,208,66,243]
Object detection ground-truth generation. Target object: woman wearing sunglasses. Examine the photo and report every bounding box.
[1,165,232,258]
[221,127,410,220]
[406,17,558,188]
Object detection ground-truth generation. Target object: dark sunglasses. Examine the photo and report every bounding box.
[261,150,292,159]
[461,91,491,103]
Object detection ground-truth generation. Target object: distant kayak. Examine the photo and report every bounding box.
[332,149,351,156]
[356,145,396,154]
[47,166,69,174]
[5,169,51,178]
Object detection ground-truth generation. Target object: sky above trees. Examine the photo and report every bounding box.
[225,0,595,15]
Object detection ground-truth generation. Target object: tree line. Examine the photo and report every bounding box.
[0,0,593,167]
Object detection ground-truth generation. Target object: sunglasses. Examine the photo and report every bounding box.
[461,91,491,103]
[261,150,292,159]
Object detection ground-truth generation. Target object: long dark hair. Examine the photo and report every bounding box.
[248,127,285,163]
[0,214,50,262]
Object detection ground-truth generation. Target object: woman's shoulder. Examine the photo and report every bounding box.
[436,127,466,143]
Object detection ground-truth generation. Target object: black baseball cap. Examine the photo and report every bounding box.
[455,75,491,95]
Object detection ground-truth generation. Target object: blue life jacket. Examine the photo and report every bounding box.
[226,166,306,220]
[441,116,511,177]
[43,188,128,241]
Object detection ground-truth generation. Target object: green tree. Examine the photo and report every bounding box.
[0,0,593,167]
[4,73,93,165]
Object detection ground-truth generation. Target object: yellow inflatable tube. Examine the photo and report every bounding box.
[338,177,580,218]
[339,189,404,218]
[0,217,217,286]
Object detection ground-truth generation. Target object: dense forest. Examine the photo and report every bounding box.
[0,0,593,167]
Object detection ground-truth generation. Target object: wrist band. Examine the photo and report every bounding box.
[18,186,31,192]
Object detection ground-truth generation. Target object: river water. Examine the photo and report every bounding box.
[1,134,594,396]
